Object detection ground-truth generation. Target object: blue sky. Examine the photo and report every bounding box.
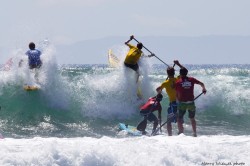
[1,0,250,63]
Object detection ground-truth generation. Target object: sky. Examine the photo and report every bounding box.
[0,0,250,64]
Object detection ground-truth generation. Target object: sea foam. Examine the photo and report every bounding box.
[0,135,249,166]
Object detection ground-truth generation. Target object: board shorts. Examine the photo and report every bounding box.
[140,110,157,122]
[177,102,196,119]
[124,62,139,72]
[29,62,42,69]
[167,101,177,123]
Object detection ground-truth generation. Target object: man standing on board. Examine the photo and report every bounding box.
[124,35,154,82]
[19,42,43,83]
[25,42,42,69]
[175,67,206,137]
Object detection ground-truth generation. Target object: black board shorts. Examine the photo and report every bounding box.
[29,62,42,69]
[140,110,157,122]
[124,62,139,72]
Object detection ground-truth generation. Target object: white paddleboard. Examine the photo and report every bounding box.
[118,123,143,136]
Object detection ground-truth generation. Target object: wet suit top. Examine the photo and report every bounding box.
[140,97,162,112]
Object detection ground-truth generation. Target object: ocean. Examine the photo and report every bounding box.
[0,45,249,166]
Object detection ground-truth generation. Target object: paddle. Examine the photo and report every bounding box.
[136,118,147,132]
[193,91,205,101]
[151,91,206,136]
[132,37,170,67]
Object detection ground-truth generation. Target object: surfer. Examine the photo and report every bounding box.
[18,42,43,83]
[25,42,42,69]
[175,67,207,137]
[136,91,163,135]
[156,60,185,136]
[124,35,154,82]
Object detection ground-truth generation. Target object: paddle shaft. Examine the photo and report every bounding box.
[193,92,205,101]
[133,38,170,67]
[151,114,173,136]
[159,119,162,133]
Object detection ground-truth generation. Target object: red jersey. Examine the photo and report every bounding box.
[140,97,162,112]
[175,77,201,102]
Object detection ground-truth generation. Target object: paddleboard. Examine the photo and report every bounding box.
[23,85,40,91]
[118,123,143,136]
[108,49,120,68]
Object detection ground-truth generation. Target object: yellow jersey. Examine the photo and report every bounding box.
[160,77,177,102]
[124,44,143,65]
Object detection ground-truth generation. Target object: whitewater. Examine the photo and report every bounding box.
[0,42,250,166]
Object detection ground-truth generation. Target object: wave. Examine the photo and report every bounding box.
[0,46,250,137]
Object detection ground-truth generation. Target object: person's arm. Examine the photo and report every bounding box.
[198,82,207,94]
[147,53,155,57]
[156,86,163,93]
[141,52,154,58]
[156,86,162,92]
[125,35,134,46]
[174,60,184,69]
[25,50,29,56]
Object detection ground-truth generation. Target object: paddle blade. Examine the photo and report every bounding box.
[137,119,147,131]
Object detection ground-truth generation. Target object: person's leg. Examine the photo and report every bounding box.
[177,109,185,134]
[147,112,158,134]
[188,109,197,137]
[137,116,147,132]
[29,64,35,69]
[172,102,178,135]
[177,118,184,134]
[167,122,172,136]
[137,111,149,134]
[167,105,173,136]
[152,119,158,132]
[124,63,140,83]
[190,118,197,137]
[34,68,39,82]
[136,71,140,83]
[134,64,140,83]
